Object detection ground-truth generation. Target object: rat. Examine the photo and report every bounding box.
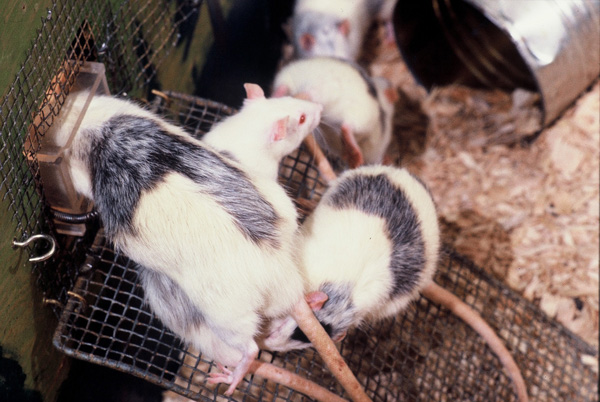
[261,165,529,402]
[60,84,327,396]
[290,0,370,61]
[272,56,398,169]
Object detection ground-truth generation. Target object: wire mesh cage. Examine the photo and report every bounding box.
[0,1,598,401]
[0,0,202,311]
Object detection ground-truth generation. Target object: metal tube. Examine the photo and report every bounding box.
[394,0,600,126]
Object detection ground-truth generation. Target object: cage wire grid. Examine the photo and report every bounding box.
[0,0,203,310]
[0,1,597,401]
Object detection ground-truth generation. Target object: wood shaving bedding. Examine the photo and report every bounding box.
[370,34,599,349]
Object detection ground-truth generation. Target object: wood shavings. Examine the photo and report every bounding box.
[370,39,599,349]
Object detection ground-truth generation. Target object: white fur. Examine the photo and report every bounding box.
[62,91,202,198]
[120,173,302,356]
[273,57,394,165]
[301,207,395,320]
[202,95,322,180]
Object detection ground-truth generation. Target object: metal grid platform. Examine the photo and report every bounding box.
[51,92,598,401]
[53,229,598,401]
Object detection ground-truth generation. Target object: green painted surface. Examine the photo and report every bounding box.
[155,2,214,95]
[0,196,68,402]
[0,1,54,99]
[1,1,69,401]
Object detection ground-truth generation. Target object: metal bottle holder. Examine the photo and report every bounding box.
[0,1,597,401]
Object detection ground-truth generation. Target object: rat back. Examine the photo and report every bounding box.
[304,165,439,321]
[263,165,439,351]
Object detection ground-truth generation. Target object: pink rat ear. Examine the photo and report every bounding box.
[305,291,329,311]
[300,33,315,51]
[338,19,351,37]
[270,116,289,142]
[244,83,265,100]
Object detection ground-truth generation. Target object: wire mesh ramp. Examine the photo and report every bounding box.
[51,91,598,401]
[52,231,599,401]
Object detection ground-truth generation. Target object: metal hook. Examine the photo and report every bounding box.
[42,298,64,309]
[67,291,88,310]
[12,233,57,263]
[151,89,170,102]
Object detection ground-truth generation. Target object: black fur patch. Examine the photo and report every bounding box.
[290,322,334,344]
[89,114,280,247]
[326,173,426,296]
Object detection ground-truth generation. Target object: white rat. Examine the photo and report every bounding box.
[272,57,397,169]
[261,164,529,402]
[61,84,324,396]
[290,0,370,61]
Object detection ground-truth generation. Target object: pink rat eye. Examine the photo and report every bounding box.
[299,114,306,124]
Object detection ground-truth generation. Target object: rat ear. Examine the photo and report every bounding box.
[300,33,315,51]
[244,83,265,100]
[338,19,351,37]
[332,331,347,343]
[305,291,328,311]
[270,116,289,142]
[272,84,289,98]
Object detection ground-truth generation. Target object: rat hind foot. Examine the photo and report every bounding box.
[207,344,259,396]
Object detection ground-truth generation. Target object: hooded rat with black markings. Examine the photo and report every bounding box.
[61,84,323,396]
[261,164,529,401]
[262,165,438,349]
[273,57,397,168]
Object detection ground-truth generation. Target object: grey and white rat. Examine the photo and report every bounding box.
[261,165,529,402]
[272,57,397,169]
[262,165,439,350]
[61,84,323,396]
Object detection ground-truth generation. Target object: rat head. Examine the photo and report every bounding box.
[292,12,354,59]
[261,283,357,352]
[241,83,322,161]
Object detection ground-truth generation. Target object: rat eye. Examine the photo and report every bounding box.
[299,114,306,124]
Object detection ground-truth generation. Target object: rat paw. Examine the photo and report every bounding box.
[207,372,233,384]
[207,364,233,385]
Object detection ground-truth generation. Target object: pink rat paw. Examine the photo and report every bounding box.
[207,363,233,385]
[206,363,245,396]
